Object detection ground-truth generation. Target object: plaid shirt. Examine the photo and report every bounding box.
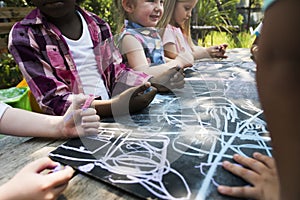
[8,7,151,115]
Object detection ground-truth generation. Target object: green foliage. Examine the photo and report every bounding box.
[196,0,243,28]
[80,0,118,34]
[200,31,256,48]
[2,0,29,6]
[194,0,244,44]
[0,53,22,89]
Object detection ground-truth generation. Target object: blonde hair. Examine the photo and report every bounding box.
[114,0,137,32]
[158,0,196,48]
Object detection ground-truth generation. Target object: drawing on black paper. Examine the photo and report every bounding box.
[50,60,271,200]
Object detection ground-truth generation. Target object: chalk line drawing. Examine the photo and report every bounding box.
[50,60,271,200]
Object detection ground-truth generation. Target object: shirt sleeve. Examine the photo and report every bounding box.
[263,0,276,11]
[161,25,177,46]
[0,102,11,121]
[8,23,72,116]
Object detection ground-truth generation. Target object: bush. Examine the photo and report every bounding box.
[0,53,22,89]
[200,31,256,48]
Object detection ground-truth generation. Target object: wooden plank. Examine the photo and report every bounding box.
[192,25,240,33]
[0,7,33,21]
[0,7,33,50]
[0,22,15,34]
[0,37,8,49]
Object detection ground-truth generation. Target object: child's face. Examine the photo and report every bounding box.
[128,0,164,27]
[31,0,76,18]
[172,0,198,27]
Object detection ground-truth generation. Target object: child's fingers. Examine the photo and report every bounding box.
[81,119,101,131]
[169,66,181,76]
[171,71,184,82]
[233,154,268,173]
[218,185,258,199]
[133,82,152,95]
[81,127,100,135]
[81,108,98,117]
[221,43,228,49]
[253,152,276,169]
[46,166,74,187]
[140,86,157,102]
[72,94,87,109]
[170,79,185,89]
[222,160,259,184]
[25,157,57,173]
[81,114,100,123]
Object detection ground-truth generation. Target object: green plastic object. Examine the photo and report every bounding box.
[0,87,31,111]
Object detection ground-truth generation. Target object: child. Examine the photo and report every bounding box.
[256,0,300,199]
[219,0,300,200]
[116,0,194,79]
[0,94,100,200]
[8,0,184,117]
[158,0,228,60]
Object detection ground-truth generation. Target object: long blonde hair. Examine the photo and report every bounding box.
[114,0,137,32]
[158,0,196,48]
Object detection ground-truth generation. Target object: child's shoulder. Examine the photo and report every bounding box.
[78,8,107,26]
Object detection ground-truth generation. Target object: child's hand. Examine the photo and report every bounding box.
[150,66,185,92]
[218,153,280,200]
[61,94,100,137]
[111,82,157,115]
[0,157,74,200]
[175,51,194,68]
[207,44,228,59]
[250,44,259,62]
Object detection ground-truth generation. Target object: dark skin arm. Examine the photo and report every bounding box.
[256,1,300,199]
[92,82,157,118]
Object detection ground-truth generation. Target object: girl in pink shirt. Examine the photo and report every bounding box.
[158,0,227,60]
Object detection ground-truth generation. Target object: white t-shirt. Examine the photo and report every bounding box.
[63,12,109,100]
[0,102,10,121]
[162,24,192,54]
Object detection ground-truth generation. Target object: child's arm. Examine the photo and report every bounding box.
[93,82,157,117]
[0,157,74,200]
[193,44,228,60]
[218,153,280,200]
[120,35,193,76]
[0,94,100,138]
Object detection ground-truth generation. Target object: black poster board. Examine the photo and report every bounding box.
[50,57,271,200]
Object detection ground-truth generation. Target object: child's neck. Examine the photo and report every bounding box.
[127,20,155,29]
[49,11,82,40]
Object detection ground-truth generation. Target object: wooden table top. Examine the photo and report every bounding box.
[0,48,260,200]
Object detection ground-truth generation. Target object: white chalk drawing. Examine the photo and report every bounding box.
[50,60,271,200]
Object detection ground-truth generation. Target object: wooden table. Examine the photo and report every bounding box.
[0,48,268,200]
[0,136,140,199]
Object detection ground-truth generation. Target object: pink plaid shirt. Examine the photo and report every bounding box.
[8,7,151,115]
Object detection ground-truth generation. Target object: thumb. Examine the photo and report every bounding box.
[71,94,87,110]
[133,82,151,95]
[24,157,57,173]
[63,94,87,122]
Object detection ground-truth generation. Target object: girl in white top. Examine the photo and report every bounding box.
[158,0,228,60]
[0,94,100,200]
